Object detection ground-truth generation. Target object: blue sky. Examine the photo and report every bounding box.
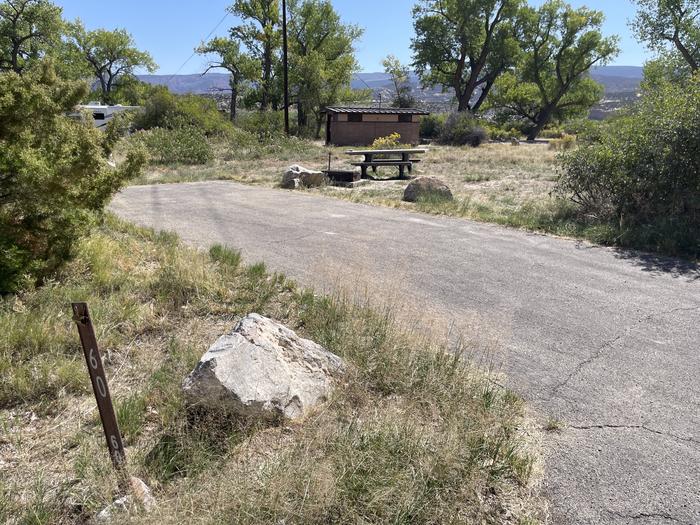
[55,0,649,75]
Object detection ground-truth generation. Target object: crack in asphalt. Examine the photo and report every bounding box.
[569,424,699,446]
[260,232,318,246]
[609,510,684,523]
[549,333,625,396]
[550,306,699,396]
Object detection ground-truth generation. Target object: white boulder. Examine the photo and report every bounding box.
[183,314,345,421]
[282,165,327,189]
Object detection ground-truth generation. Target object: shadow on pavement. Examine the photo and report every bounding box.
[613,248,700,281]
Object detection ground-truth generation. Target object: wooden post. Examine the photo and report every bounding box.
[72,303,126,472]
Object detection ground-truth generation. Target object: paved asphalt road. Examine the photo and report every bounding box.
[111,182,700,524]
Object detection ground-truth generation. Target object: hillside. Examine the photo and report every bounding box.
[139,65,643,97]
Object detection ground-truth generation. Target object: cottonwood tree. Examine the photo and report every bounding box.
[288,0,362,134]
[632,0,700,72]
[490,0,619,140]
[196,37,255,121]
[67,21,156,103]
[411,0,523,113]
[0,0,63,74]
[229,0,280,110]
[382,54,416,108]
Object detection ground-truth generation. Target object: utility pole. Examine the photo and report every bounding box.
[282,0,290,135]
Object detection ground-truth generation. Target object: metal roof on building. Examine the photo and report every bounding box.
[324,106,430,115]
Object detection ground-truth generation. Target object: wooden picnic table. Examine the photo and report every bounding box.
[345,148,427,180]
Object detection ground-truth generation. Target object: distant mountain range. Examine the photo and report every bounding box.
[138,65,643,98]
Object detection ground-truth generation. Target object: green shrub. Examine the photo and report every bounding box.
[548,134,577,151]
[133,90,232,137]
[217,128,320,162]
[135,127,213,165]
[439,113,489,147]
[238,111,286,140]
[0,63,146,293]
[419,113,446,139]
[539,127,565,139]
[557,78,700,256]
[562,118,601,139]
[486,124,521,142]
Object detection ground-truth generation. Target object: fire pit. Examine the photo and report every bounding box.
[323,170,365,188]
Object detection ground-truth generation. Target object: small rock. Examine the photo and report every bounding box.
[403,177,453,203]
[95,477,154,522]
[282,165,327,189]
[183,314,345,422]
[281,175,301,189]
[511,138,520,146]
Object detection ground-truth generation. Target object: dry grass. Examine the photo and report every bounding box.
[131,137,326,186]
[0,216,545,524]
[321,143,561,219]
[134,140,597,241]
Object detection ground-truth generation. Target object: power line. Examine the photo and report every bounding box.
[165,10,230,84]
[356,75,383,107]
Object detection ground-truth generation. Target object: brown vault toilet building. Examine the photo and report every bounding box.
[323,106,429,146]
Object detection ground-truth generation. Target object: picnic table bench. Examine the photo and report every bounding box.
[345,148,427,180]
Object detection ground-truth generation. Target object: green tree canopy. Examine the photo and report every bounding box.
[66,20,157,103]
[382,54,416,108]
[288,0,362,135]
[0,62,145,291]
[0,0,63,74]
[229,0,280,110]
[196,37,257,121]
[632,0,700,72]
[411,0,523,113]
[491,0,618,140]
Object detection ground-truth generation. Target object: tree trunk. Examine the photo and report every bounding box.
[261,44,272,110]
[314,115,323,139]
[230,87,237,122]
[297,93,307,135]
[99,76,109,104]
[10,41,20,74]
[457,92,471,112]
[527,106,554,141]
[105,75,115,104]
[472,80,494,113]
[456,80,480,113]
[673,34,699,72]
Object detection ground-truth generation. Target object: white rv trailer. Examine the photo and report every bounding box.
[73,103,140,130]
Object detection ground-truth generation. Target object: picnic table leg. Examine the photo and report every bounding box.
[361,165,368,179]
[399,164,405,179]
[402,152,413,176]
